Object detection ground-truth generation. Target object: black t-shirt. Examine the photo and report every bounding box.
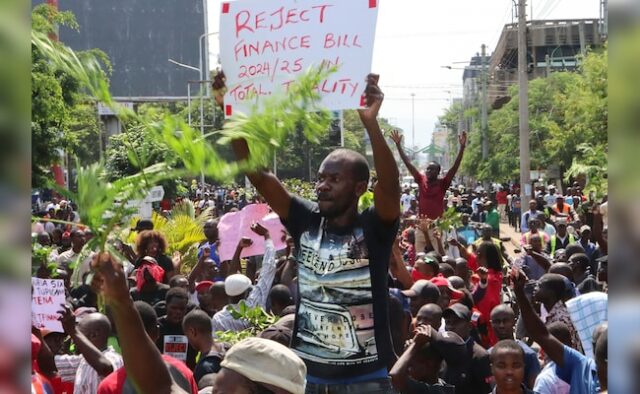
[193,351,223,384]
[156,316,198,370]
[442,338,492,394]
[281,196,399,379]
[130,284,170,307]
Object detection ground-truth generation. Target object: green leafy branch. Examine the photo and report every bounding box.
[31,28,334,255]
[214,300,278,345]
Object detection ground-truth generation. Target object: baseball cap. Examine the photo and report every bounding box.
[580,225,592,233]
[195,281,214,293]
[430,276,464,300]
[401,279,440,300]
[443,303,472,321]
[220,337,307,394]
[423,257,439,269]
[225,274,252,297]
[259,325,293,347]
[555,218,568,226]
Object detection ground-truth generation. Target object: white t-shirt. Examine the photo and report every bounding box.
[400,193,414,213]
[544,193,557,207]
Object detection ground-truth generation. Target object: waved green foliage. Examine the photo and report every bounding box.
[214,301,277,345]
[32,25,334,252]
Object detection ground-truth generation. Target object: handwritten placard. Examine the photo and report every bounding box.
[219,0,379,116]
[31,278,66,332]
[217,204,287,261]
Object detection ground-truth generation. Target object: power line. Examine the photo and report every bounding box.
[488,1,516,51]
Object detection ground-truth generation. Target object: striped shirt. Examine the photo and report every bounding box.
[73,346,123,394]
[212,240,277,333]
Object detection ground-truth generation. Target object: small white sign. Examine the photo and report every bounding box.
[219,0,380,116]
[144,186,165,203]
[31,278,66,332]
[163,335,189,361]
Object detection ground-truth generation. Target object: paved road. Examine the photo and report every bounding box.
[500,221,523,258]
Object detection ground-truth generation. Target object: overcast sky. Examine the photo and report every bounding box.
[208,0,601,148]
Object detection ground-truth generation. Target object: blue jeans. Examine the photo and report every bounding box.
[305,378,396,394]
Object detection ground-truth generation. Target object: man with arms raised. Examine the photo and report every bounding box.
[390,128,466,253]
[220,74,400,391]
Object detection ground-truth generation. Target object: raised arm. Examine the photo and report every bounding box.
[390,237,414,290]
[58,305,114,377]
[358,74,401,224]
[444,133,467,183]
[231,139,292,220]
[511,268,566,367]
[389,324,435,392]
[212,72,292,220]
[93,253,178,394]
[245,223,277,308]
[228,237,253,276]
[389,129,420,180]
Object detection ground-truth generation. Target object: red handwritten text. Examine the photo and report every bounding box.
[235,5,333,38]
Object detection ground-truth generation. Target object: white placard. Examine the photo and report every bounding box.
[163,335,189,361]
[219,0,379,117]
[31,278,66,332]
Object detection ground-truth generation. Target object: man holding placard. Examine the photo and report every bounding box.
[214,71,399,391]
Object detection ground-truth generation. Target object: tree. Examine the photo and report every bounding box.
[31,4,107,188]
[455,47,607,194]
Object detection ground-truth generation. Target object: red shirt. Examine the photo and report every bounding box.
[97,355,198,394]
[496,191,508,204]
[415,172,453,219]
[474,268,503,347]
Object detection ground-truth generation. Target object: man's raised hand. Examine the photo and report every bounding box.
[459,131,467,147]
[357,73,384,126]
[250,222,270,239]
[390,129,402,145]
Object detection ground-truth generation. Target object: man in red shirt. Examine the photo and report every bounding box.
[391,130,467,252]
[496,187,508,223]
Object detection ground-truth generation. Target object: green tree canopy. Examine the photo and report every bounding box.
[457,47,607,195]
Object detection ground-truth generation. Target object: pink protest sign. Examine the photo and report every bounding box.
[218,204,287,261]
[219,0,379,116]
[31,278,65,332]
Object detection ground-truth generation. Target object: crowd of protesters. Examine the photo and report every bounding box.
[30,75,608,394]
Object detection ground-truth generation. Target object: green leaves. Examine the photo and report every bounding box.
[214,300,278,345]
[456,48,607,191]
[433,207,462,233]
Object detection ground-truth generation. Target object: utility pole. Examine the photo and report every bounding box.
[481,44,488,161]
[545,54,551,77]
[518,0,531,206]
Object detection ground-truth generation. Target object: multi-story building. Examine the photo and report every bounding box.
[488,18,605,109]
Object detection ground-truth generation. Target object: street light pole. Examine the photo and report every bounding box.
[518,0,531,206]
[197,31,219,188]
[481,44,488,161]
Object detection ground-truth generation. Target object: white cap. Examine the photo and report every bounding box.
[225,274,252,297]
[221,337,307,394]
